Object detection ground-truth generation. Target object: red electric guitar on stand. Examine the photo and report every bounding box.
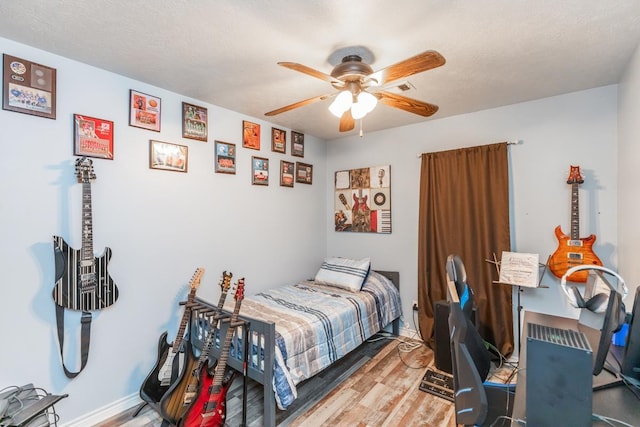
[179,278,245,427]
[549,165,603,282]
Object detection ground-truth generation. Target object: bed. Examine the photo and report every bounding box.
[187,265,401,427]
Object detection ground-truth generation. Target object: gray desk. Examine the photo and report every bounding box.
[512,311,640,426]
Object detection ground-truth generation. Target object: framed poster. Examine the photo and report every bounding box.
[291,131,304,157]
[73,114,114,160]
[215,140,236,174]
[334,165,391,233]
[280,160,294,187]
[130,89,161,132]
[271,127,286,153]
[182,102,208,141]
[149,140,188,172]
[243,120,260,150]
[295,161,313,184]
[2,54,56,119]
[252,156,269,185]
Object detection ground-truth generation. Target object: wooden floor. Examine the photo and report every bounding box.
[93,334,516,427]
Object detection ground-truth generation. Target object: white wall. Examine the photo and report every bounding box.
[618,40,640,307]
[326,86,619,332]
[0,37,326,422]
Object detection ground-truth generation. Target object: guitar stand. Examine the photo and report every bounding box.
[131,401,147,417]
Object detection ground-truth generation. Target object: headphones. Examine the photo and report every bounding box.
[560,265,628,313]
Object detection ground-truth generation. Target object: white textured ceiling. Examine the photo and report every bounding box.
[1,1,640,140]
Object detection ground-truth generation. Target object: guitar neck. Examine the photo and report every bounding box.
[171,287,197,351]
[211,282,243,388]
[570,182,580,240]
[212,323,234,386]
[81,180,94,263]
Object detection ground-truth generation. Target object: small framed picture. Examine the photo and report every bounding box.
[130,89,161,132]
[292,131,304,157]
[73,114,114,160]
[252,156,269,185]
[296,161,313,184]
[149,140,188,172]
[243,120,261,150]
[182,102,208,141]
[215,140,236,174]
[2,54,57,119]
[271,127,286,153]
[280,160,294,187]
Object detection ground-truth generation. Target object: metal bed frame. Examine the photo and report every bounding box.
[189,271,400,427]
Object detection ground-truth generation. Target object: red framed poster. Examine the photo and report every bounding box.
[73,114,114,160]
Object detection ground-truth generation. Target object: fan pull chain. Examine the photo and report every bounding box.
[359,119,363,137]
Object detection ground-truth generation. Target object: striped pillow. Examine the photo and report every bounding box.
[314,257,371,292]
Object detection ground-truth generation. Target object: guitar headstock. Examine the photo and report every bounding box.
[75,157,96,183]
[189,267,205,289]
[566,165,584,185]
[219,271,233,293]
[234,278,245,302]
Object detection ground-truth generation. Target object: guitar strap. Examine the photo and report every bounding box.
[55,304,92,378]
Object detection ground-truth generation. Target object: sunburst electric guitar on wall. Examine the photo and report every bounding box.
[179,278,244,427]
[159,271,233,425]
[53,157,119,377]
[139,268,205,405]
[549,165,603,282]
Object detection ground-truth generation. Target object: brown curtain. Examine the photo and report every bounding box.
[417,142,513,357]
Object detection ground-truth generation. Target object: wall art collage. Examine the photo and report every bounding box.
[2,53,312,186]
[334,165,391,233]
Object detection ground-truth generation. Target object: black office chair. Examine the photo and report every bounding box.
[446,255,515,427]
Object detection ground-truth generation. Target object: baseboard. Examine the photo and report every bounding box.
[59,392,141,427]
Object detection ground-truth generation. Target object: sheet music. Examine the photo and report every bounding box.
[498,251,539,288]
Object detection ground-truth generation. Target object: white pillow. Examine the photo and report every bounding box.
[314,257,371,292]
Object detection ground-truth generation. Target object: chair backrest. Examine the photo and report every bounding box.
[445,254,476,319]
[446,256,492,426]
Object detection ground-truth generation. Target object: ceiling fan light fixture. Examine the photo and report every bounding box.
[358,91,377,112]
[351,102,367,120]
[329,90,352,117]
[351,91,377,120]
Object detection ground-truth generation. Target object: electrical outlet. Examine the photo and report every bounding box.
[412,300,419,311]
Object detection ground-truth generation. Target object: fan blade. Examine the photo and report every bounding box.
[278,62,344,86]
[370,50,445,85]
[339,109,355,132]
[376,91,439,117]
[265,94,332,116]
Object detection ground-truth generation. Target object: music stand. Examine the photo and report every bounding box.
[488,251,548,354]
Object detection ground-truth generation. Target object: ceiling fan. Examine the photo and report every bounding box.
[265,49,446,132]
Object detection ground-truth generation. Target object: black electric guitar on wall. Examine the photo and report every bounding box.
[549,165,603,282]
[159,271,233,425]
[53,157,119,311]
[140,267,205,405]
[52,157,119,377]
